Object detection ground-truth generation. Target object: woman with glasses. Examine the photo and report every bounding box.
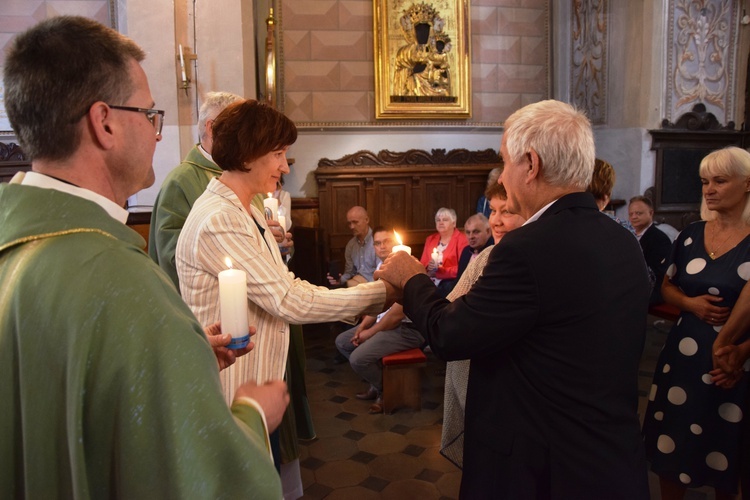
[420,207,468,297]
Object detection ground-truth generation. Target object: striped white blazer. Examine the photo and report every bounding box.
[177,178,386,401]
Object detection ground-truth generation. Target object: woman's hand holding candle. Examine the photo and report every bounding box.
[205,322,256,370]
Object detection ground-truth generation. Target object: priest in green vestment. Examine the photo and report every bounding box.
[0,16,288,498]
[148,91,242,289]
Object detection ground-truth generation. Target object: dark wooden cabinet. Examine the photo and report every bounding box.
[315,148,502,264]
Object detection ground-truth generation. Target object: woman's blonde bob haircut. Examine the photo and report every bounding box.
[699,146,750,223]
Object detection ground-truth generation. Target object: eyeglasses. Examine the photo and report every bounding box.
[107,104,165,136]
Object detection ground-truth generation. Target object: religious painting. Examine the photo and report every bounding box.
[374,0,471,119]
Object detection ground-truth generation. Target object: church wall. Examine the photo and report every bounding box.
[2,0,748,213]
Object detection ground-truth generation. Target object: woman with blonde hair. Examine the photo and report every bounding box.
[643,146,750,499]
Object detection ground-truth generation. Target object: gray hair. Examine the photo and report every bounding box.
[435,207,457,224]
[464,213,489,228]
[486,167,502,188]
[198,91,243,142]
[699,146,750,223]
[502,100,594,190]
[4,16,145,161]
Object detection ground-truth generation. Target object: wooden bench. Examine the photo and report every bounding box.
[381,348,427,414]
[648,303,680,322]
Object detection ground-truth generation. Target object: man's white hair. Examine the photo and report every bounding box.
[503,100,595,190]
[198,91,243,142]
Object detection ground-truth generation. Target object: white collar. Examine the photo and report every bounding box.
[198,144,214,163]
[19,171,129,224]
[523,198,558,226]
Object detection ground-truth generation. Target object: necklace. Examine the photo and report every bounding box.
[707,223,734,260]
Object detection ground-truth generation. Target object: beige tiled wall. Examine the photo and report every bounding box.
[281,0,549,126]
[0,1,112,68]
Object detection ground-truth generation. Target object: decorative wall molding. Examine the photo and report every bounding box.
[317,148,500,167]
[666,0,739,125]
[571,0,608,125]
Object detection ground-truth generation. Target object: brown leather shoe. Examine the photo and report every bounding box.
[355,386,378,400]
[368,397,383,414]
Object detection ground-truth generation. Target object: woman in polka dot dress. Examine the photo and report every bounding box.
[643,146,750,500]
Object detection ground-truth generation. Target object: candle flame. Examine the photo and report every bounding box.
[224,257,233,269]
[267,192,273,198]
[393,230,403,245]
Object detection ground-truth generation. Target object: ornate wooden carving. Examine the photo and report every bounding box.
[318,148,499,167]
[660,103,734,131]
[0,142,27,162]
[0,142,31,184]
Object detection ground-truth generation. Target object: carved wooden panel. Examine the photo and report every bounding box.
[0,142,30,183]
[315,148,502,267]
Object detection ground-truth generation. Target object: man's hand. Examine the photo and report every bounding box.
[234,380,290,433]
[327,272,342,286]
[374,251,426,291]
[353,327,377,346]
[279,231,294,256]
[204,322,256,371]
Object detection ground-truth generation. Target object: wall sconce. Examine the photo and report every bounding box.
[177,44,197,95]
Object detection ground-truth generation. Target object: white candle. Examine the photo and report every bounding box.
[278,214,288,233]
[431,247,439,262]
[263,193,278,220]
[178,44,187,82]
[218,258,249,349]
[391,230,411,255]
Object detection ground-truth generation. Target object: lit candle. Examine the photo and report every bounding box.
[218,258,249,349]
[391,230,411,255]
[178,44,187,82]
[277,214,287,233]
[431,247,439,263]
[263,193,278,220]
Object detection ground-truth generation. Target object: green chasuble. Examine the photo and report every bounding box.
[148,145,222,289]
[0,183,281,499]
[148,144,270,291]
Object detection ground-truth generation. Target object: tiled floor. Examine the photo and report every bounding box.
[297,318,716,500]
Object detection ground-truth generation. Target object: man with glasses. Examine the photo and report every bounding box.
[334,227,424,413]
[0,16,288,497]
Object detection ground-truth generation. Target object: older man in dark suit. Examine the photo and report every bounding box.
[376,100,650,499]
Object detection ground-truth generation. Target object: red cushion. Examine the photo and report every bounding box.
[382,348,426,366]
[648,303,680,322]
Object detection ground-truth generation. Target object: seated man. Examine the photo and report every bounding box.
[457,213,492,280]
[327,206,378,287]
[334,227,424,413]
[629,195,672,304]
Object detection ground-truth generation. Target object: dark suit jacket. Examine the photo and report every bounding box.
[457,238,494,281]
[639,224,673,304]
[403,192,650,499]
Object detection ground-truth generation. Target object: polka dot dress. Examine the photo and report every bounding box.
[643,221,750,492]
